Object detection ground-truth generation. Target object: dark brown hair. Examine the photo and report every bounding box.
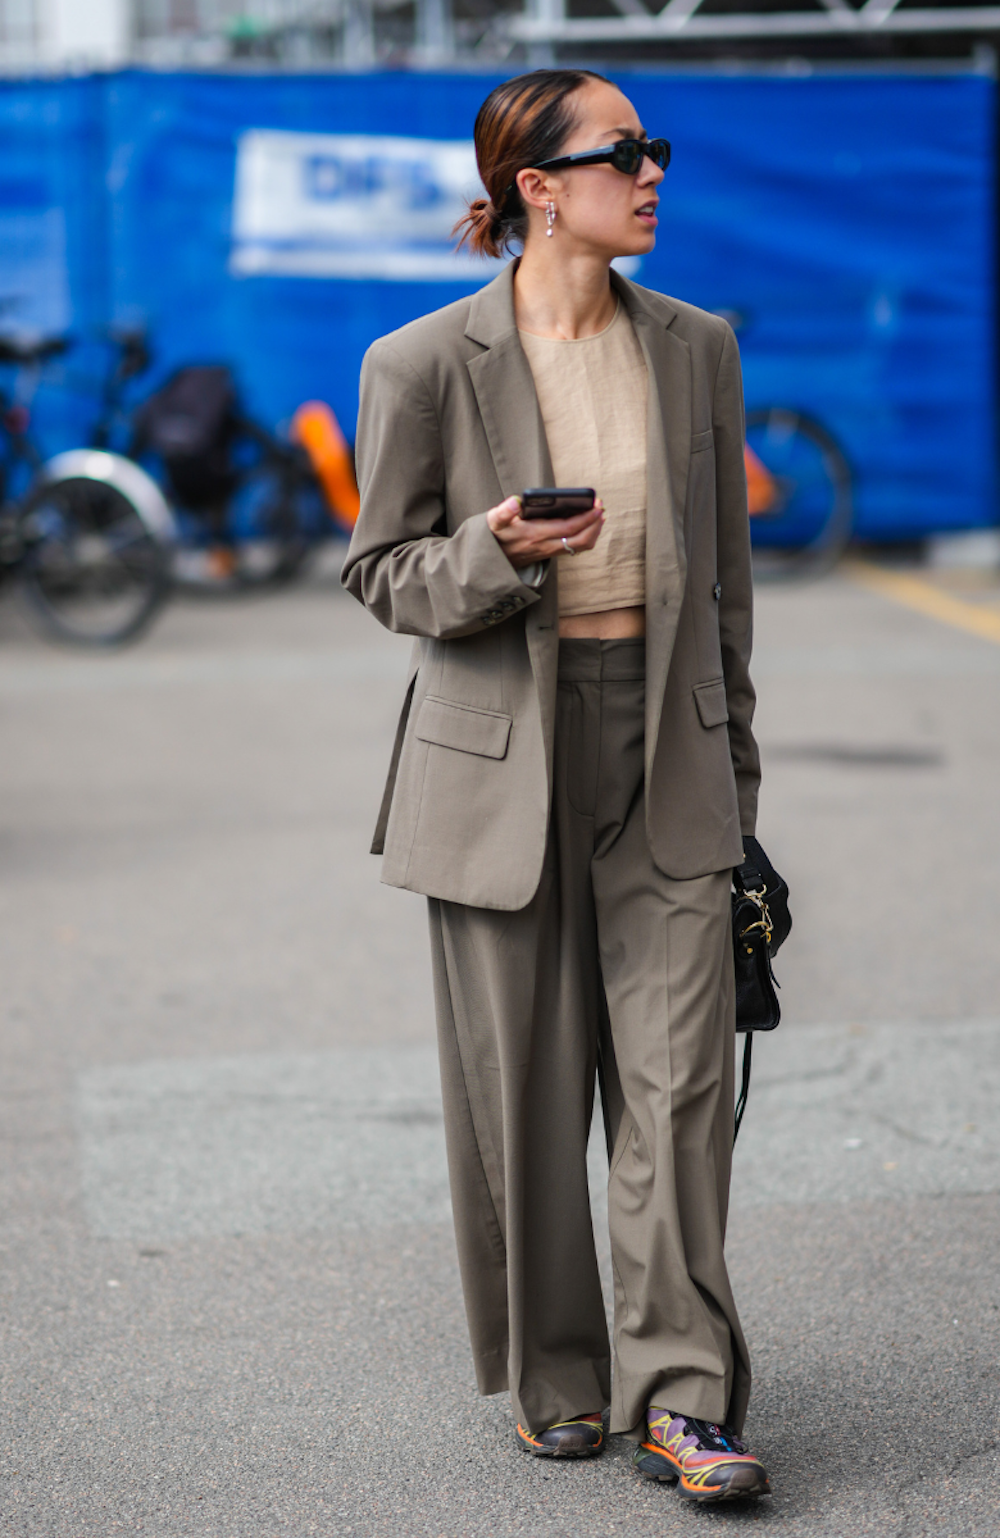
[454,69,608,259]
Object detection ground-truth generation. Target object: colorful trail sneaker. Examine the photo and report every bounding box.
[516,1412,605,1458]
[632,1409,770,1501]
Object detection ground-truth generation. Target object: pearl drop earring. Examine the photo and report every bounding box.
[546,201,556,237]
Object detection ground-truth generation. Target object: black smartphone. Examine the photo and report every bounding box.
[520,487,596,520]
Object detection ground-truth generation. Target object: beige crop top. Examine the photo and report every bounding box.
[519,300,648,617]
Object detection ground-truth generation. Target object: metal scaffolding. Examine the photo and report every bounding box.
[2,0,1000,69]
[128,0,1000,64]
[130,0,461,63]
[509,0,1000,49]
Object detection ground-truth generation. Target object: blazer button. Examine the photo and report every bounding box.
[713,582,722,601]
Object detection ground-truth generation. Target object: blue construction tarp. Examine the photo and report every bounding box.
[0,67,994,538]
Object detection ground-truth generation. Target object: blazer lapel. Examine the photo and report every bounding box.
[465,264,560,769]
[617,276,692,776]
[466,336,554,503]
[465,262,554,499]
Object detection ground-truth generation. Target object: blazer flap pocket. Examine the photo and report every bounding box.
[415,695,512,759]
[691,428,714,454]
[693,679,729,728]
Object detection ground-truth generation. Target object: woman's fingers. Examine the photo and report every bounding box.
[486,495,524,534]
[489,497,603,538]
[531,502,604,541]
[557,502,605,537]
[547,531,600,558]
[547,500,604,556]
[487,495,606,567]
[529,503,605,552]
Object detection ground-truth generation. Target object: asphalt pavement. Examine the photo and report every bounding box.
[1,551,998,1537]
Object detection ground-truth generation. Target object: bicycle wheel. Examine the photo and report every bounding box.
[745,409,853,580]
[18,475,172,645]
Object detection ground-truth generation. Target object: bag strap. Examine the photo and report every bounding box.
[733,851,761,1143]
[734,1032,753,1143]
[734,839,770,896]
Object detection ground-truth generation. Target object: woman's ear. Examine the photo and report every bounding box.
[516,167,556,214]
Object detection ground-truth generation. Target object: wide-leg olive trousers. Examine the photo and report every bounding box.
[427,637,750,1438]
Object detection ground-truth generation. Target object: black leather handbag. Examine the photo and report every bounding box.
[732,836,792,1140]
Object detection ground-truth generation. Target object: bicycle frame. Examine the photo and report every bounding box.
[0,362,45,505]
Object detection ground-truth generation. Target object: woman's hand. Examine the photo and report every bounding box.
[487,495,605,569]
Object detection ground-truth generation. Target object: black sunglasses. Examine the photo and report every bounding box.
[535,137,671,178]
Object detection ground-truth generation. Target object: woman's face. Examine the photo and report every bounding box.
[518,79,665,260]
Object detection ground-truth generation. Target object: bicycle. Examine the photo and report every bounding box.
[745,407,853,580]
[0,333,175,646]
[96,337,359,593]
[718,312,854,578]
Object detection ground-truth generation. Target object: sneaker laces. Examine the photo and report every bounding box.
[648,1410,750,1458]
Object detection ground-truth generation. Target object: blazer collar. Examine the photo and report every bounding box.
[465,258,518,348]
[464,262,554,504]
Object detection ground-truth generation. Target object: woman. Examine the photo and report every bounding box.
[343,69,769,1504]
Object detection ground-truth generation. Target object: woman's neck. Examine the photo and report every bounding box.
[513,245,616,341]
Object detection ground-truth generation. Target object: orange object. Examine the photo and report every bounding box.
[744,443,778,517]
[291,400,360,530]
[206,546,238,581]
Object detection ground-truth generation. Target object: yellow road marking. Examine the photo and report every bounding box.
[845,559,1000,648]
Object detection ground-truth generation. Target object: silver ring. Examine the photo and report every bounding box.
[561,536,576,556]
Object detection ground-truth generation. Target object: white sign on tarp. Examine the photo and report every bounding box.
[230,129,507,283]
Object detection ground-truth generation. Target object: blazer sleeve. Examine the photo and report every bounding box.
[712,322,761,836]
[341,339,542,640]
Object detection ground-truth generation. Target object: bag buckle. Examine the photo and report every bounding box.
[739,887,774,948]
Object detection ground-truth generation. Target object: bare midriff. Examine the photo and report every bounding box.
[558,605,646,640]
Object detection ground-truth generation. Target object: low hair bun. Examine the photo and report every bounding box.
[453,195,506,260]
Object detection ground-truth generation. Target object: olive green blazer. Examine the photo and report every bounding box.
[342,262,759,911]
